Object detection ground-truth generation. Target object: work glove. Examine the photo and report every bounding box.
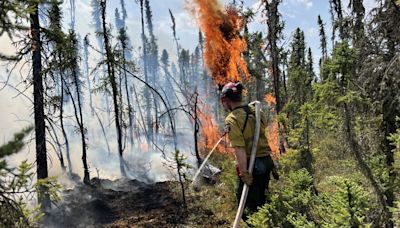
[272,167,280,180]
[271,160,280,180]
[240,171,253,186]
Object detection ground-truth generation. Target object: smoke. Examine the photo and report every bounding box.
[2,0,230,191]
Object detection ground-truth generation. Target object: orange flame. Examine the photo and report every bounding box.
[189,1,256,155]
[198,103,230,154]
[264,93,276,106]
[264,93,280,158]
[190,0,249,84]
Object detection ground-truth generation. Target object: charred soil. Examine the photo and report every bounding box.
[42,178,226,227]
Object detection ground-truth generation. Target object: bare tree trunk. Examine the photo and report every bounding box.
[83,35,95,115]
[30,1,50,210]
[58,56,72,174]
[193,92,201,168]
[100,0,126,177]
[47,120,65,171]
[60,77,72,174]
[140,0,152,145]
[62,73,90,184]
[121,48,134,148]
[72,62,90,184]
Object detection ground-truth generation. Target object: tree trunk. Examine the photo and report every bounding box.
[266,1,282,113]
[47,121,65,171]
[194,93,201,168]
[71,45,90,184]
[60,76,72,174]
[30,1,50,210]
[100,0,126,177]
[140,0,153,145]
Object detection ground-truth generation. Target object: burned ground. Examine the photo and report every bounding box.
[42,178,226,228]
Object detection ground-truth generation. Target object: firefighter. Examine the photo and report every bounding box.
[220,82,277,220]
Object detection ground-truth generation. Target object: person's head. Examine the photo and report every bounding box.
[220,82,244,111]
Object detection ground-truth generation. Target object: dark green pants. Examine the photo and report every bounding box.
[236,155,274,219]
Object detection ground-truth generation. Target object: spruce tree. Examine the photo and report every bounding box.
[262,0,284,113]
[317,15,328,63]
[139,0,152,144]
[30,0,50,210]
[99,0,126,177]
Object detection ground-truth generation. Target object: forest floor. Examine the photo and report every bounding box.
[42,177,229,228]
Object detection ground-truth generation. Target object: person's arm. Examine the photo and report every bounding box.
[234,147,247,174]
[234,146,253,185]
[225,116,252,185]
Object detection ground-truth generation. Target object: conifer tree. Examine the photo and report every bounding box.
[144,0,160,139]
[160,49,176,107]
[139,0,152,144]
[99,0,126,177]
[349,0,365,47]
[361,1,400,225]
[46,0,71,173]
[317,15,328,64]
[262,0,284,113]
[30,0,50,210]
[286,28,314,174]
[65,30,90,184]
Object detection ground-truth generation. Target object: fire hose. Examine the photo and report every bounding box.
[191,131,227,185]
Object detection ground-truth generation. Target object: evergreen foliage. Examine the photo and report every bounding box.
[248,169,315,227]
[0,127,60,227]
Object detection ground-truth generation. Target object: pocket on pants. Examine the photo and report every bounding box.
[253,157,268,174]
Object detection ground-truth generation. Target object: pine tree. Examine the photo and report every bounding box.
[65,30,90,184]
[160,49,176,107]
[144,0,160,140]
[319,177,370,227]
[46,0,70,173]
[361,2,400,225]
[286,28,314,174]
[307,47,315,82]
[1,127,33,227]
[317,15,328,64]
[287,28,312,120]
[30,0,50,210]
[321,42,390,224]
[262,0,284,113]
[99,0,126,177]
[349,0,365,47]
[140,0,152,144]
[178,49,191,88]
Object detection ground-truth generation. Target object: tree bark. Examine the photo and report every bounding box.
[265,0,282,113]
[100,0,126,177]
[30,1,50,210]
[140,0,153,145]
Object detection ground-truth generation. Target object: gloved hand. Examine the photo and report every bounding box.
[240,171,253,186]
[272,167,280,180]
[272,160,280,180]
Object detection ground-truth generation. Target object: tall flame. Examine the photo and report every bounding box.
[196,100,231,153]
[191,0,249,84]
[264,93,280,158]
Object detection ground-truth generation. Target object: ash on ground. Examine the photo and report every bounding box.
[41,176,225,228]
